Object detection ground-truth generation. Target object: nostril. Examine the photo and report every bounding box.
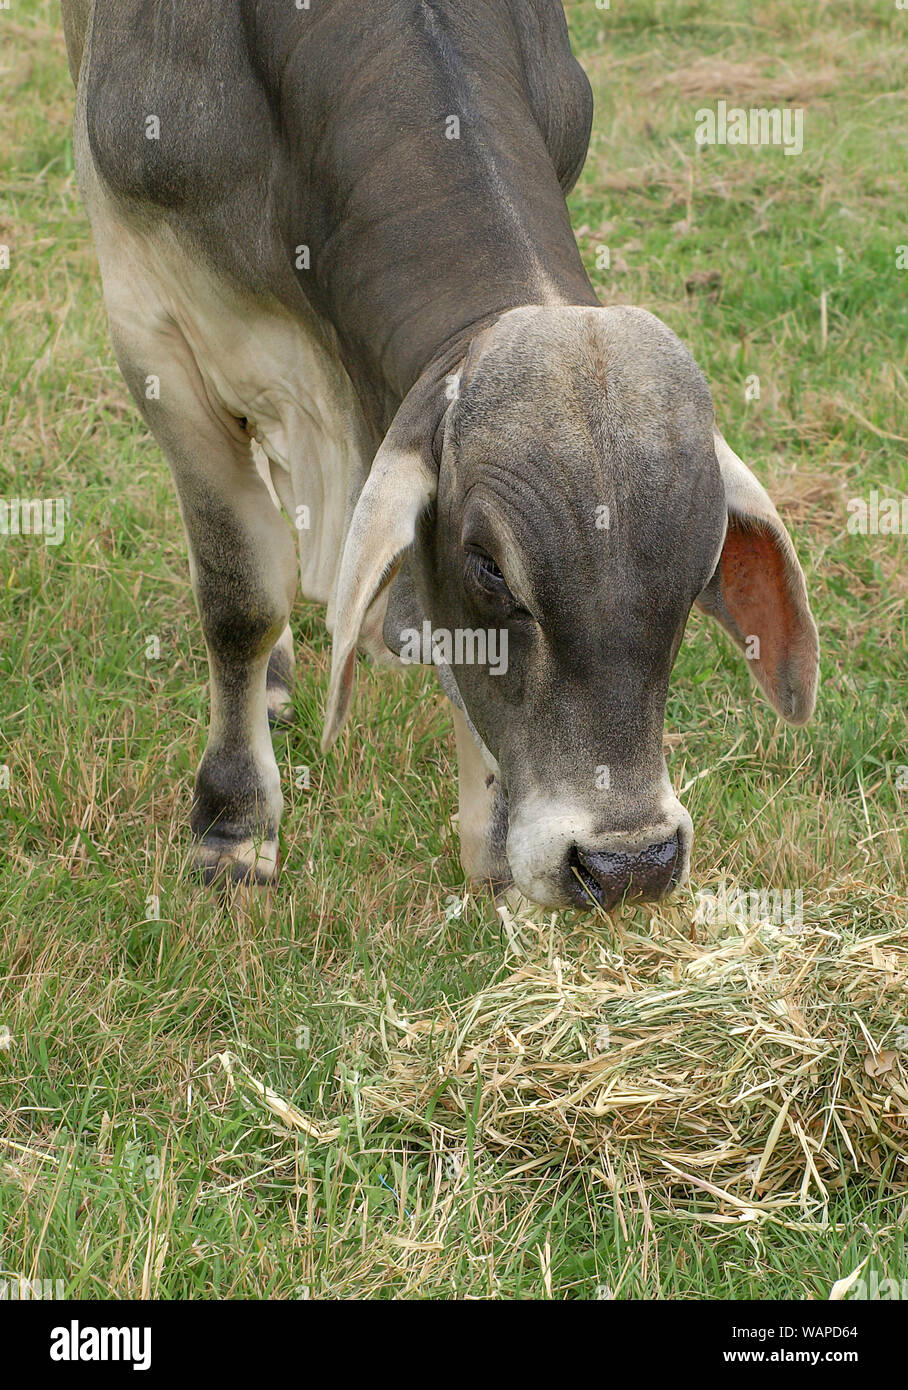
[568,845,599,906]
[570,845,634,910]
[570,833,680,910]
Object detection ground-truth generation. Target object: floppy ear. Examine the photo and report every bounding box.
[696,430,819,724]
[321,376,442,752]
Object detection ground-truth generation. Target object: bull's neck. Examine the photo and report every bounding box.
[321,181,598,436]
[298,43,599,431]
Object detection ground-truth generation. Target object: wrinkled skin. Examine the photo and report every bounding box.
[382,306,727,908]
[368,304,818,910]
[425,307,725,907]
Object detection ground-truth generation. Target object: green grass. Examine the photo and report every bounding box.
[1,0,906,1299]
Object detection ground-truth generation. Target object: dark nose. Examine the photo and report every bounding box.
[568,834,680,911]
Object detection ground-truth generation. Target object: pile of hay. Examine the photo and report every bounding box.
[363,896,908,1214]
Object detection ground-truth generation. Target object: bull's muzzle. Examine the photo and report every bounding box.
[568,833,681,911]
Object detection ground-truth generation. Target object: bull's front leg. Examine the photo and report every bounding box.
[451,706,512,897]
[110,323,297,885]
[188,489,296,885]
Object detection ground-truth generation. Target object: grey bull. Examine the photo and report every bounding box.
[62,0,818,912]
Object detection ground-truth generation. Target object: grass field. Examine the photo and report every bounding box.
[1,0,906,1299]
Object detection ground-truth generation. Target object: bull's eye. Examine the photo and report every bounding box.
[465,548,510,598]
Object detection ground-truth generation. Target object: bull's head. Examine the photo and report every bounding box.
[324,306,818,911]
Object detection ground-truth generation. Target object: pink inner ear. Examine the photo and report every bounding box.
[719,520,795,685]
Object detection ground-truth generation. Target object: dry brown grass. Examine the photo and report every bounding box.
[655,58,839,105]
[211,888,908,1225]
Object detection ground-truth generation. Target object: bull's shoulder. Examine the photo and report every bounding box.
[81,1,274,215]
[510,0,593,194]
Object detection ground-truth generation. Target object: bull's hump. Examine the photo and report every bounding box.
[84,3,272,215]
